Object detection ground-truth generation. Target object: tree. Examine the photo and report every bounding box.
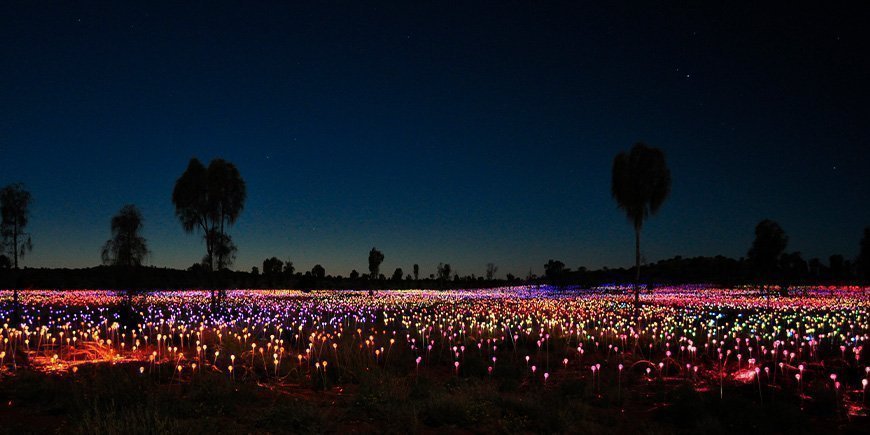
[311,264,326,279]
[544,259,567,282]
[1,183,33,323]
[100,204,149,323]
[486,263,498,280]
[413,264,419,281]
[829,254,846,282]
[101,205,149,268]
[437,263,451,286]
[368,247,385,280]
[172,158,246,272]
[261,257,283,287]
[266,257,283,275]
[747,219,788,296]
[0,254,10,269]
[392,267,403,281]
[858,227,870,283]
[263,257,283,275]
[1,183,33,269]
[172,158,246,307]
[349,269,360,280]
[611,143,671,319]
[779,251,807,294]
[209,231,237,270]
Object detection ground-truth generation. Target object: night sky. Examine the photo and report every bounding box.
[2,2,868,278]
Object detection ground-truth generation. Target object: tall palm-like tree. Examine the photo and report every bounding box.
[611,142,671,320]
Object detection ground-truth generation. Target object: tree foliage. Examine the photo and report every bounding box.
[101,204,149,267]
[437,263,451,283]
[747,219,788,281]
[544,259,567,282]
[263,257,284,276]
[0,183,33,269]
[611,143,672,232]
[858,227,870,282]
[486,263,498,280]
[311,264,326,279]
[368,247,384,279]
[172,158,246,271]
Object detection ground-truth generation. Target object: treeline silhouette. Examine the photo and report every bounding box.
[0,252,864,292]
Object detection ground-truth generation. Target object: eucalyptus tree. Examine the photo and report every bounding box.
[1,183,33,323]
[172,158,246,307]
[747,219,788,292]
[368,247,384,280]
[101,204,149,311]
[1,183,33,269]
[101,204,149,268]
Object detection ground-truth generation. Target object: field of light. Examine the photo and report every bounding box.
[1,286,868,418]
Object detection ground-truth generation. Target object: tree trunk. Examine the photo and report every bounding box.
[12,288,20,325]
[13,220,19,269]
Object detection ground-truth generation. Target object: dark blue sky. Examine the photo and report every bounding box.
[2,2,868,278]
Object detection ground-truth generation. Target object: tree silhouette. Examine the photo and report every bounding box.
[413,264,419,281]
[611,143,671,317]
[747,219,788,293]
[1,183,33,323]
[829,254,846,282]
[312,264,326,279]
[368,247,384,280]
[1,183,33,269]
[101,205,149,267]
[392,267,403,281]
[263,257,283,275]
[779,251,807,294]
[209,231,237,271]
[283,260,295,283]
[349,269,360,280]
[808,257,824,280]
[262,257,283,287]
[100,204,149,324]
[172,158,246,307]
[172,158,246,271]
[437,263,451,287]
[486,263,498,280]
[858,227,870,284]
[544,259,567,283]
